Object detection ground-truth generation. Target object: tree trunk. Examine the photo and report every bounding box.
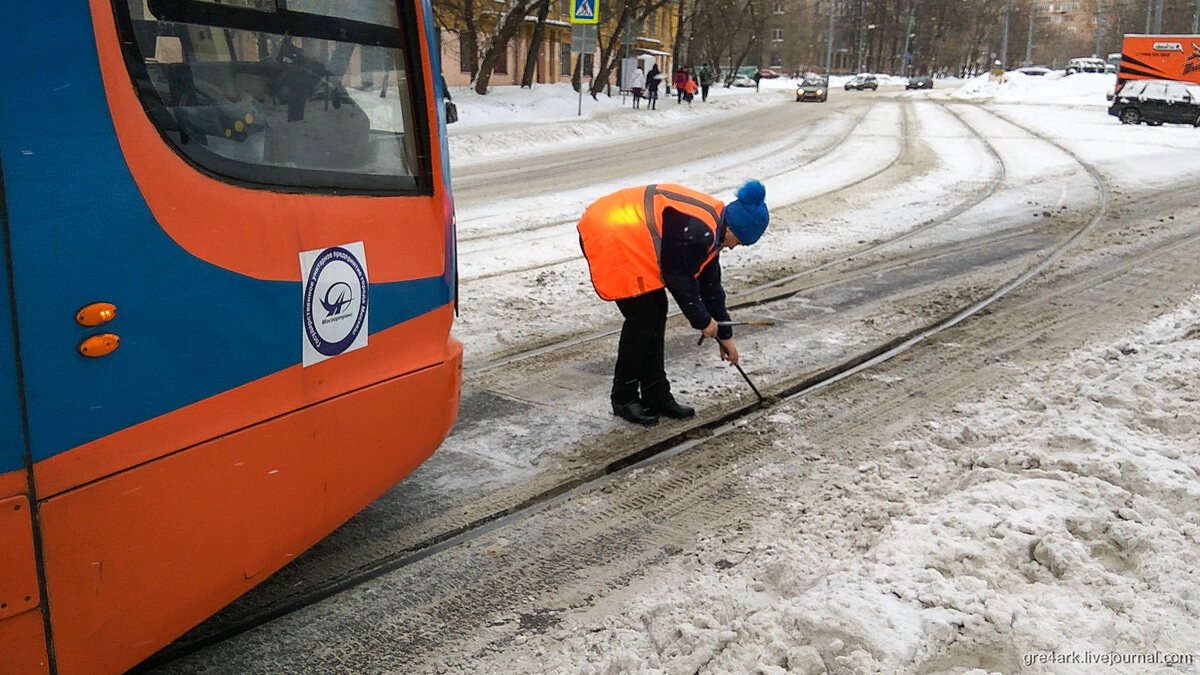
[463,0,479,80]
[473,0,536,94]
[521,0,551,87]
[672,0,689,73]
[589,2,636,99]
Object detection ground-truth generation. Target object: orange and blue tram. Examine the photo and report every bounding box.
[0,1,460,672]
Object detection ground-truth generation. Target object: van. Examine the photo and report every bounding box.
[1112,34,1200,99]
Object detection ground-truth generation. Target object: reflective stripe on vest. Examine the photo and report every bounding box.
[577,184,724,301]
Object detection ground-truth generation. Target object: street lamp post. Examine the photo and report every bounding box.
[901,5,915,76]
[857,23,875,73]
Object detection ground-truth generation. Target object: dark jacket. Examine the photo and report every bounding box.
[660,208,733,340]
[646,65,661,93]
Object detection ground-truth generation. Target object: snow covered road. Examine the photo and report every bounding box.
[155,74,1200,674]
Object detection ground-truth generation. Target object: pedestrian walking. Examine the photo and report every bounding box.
[673,67,687,103]
[683,75,697,104]
[699,63,715,101]
[645,63,661,110]
[753,68,762,91]
[576,181,771,426]
[630,64,645,109]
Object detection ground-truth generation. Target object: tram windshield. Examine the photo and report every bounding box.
[116,0,428,192]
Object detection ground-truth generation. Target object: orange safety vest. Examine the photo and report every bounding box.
[577,184,724,301]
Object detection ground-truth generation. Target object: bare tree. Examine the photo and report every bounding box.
[472,0,545,93]
[433,0,479,80]
[688,0,766,84]
[588,0,676,99]
[522,0,553,87]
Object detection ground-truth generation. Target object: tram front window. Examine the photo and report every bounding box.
[117,0,427,192]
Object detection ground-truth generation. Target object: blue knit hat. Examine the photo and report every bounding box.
[723,180,769,245]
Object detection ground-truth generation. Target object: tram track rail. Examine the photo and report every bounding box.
[454,104,885,282]
[454,100,1005,367]
[465,100,1007,372]
[139,98,1115,672]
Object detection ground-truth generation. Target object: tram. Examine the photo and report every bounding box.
[0,1,460,672]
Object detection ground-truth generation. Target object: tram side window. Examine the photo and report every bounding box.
[117,0,426,192]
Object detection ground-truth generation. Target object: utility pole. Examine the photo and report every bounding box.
[901,5,915,76]
[1095,2,1103,58]
[1153,0,1163,32]
[1001,0,1011,69]
[856,0,865,73]
[1026,0,1034,66]
[826,0,835,75]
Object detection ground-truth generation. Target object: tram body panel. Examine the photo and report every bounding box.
[0,610,50,675]
[39,338,460,674]
[1,1,454,468]
[0,0,459,671]
[0,272,21,480]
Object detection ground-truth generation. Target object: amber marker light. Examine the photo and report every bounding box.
[79,334,120,358]
[76,302,117,326]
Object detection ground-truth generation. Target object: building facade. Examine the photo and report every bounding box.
[439,0,679,89]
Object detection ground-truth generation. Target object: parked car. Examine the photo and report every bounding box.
[758,68,783,79]
[905,75,933,89]
[1108,79,1200,126]
[844,74,878,90]
[731,74,756,87]
[1066,57,1107,75]
[1015,65,1050,76]
[796,76,829,102]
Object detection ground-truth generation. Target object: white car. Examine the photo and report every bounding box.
[1066,57,1107,75]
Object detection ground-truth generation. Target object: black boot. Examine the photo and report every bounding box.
[612,400,659,426]
[647,397,695,419]
[643,382,696,419]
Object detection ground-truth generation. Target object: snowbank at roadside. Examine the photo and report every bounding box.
[464,293,1200,674]
[951,70,1116,106]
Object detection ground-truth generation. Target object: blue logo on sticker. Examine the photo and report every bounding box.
[321,282,355,317]
[303,247,368,357]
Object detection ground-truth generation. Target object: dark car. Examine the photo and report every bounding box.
[796,76,829,102]
[905,75,933,90]
[844,74,878,91]
[1108,79,1200,126]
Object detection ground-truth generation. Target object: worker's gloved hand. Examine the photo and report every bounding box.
[717,338,739,366]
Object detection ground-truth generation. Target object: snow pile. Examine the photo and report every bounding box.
[471,295,1200,674]
[446,80,792,164]
[951,70,1116,106]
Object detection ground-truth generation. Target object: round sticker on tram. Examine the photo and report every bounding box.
[300,242,369,367]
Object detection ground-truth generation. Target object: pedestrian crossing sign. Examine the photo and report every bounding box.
[570,0,598,24]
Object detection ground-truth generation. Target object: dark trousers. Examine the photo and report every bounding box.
[612,290,670,405]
